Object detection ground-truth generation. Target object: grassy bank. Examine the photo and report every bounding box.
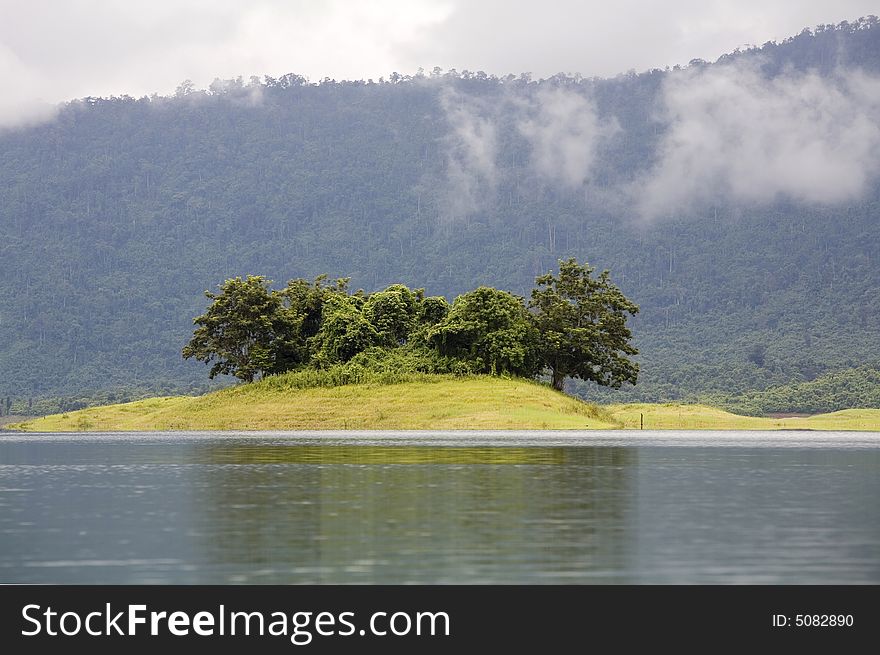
[9,375,880,432]
[608,403,880,431]
[12,375,617,431]
[0,415,29,429]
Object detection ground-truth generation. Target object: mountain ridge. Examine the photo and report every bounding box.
[1,17,878,409]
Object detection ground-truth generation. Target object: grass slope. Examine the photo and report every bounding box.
[12,376,616,432]
[608,403,880,431]
[10,376,880,432]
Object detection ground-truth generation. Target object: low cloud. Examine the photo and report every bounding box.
[207,76,265,106]
[637,62,880,218]
[517,87,619,188]
[0,43,57,129]
[438,84,617,216]
[438,88,499,218]
[0,0,450,129]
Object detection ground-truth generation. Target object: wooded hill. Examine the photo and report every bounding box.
[1,18,878,414]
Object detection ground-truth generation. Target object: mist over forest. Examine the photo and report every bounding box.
[1,17,879,413]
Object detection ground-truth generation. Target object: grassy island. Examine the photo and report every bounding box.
[10,375,880,432]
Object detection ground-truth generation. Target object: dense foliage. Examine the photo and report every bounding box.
[1,19,879,413]
[428,287,541,378]
[704,364,880,416]
[530,259,639,390]
[182,275,299,382]
[183,261,638,388]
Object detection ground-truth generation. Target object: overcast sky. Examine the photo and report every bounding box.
[0,0,876,124]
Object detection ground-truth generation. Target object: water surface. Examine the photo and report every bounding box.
[1,430,878,584]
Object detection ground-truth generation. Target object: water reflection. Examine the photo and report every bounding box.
[0,433,877,584]
[194,445,633,583]
[201,444,571,464]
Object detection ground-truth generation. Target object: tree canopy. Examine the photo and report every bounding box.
[428,286,541,378]
[183,262,639,392]
[530,258,639,390]
[181,276,298,382]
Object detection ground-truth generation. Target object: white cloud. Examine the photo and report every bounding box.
[0,0,875,129]
[0,42,57,128]
[438,84,618,216]
[637,62,880,217]
[403,0,877,78]
[0,0,452,127]
[517,87,619,187]
[438,88,499,217]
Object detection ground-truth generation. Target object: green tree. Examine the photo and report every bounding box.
[182,276,299,382]
[420,296,451,326]
[409,295,451,345]
[530,258,639,391]
[362,283,423,346]
[429,286,540,377]
[280,275,350,364]
[311,293,379,365]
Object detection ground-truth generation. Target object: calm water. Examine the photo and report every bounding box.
[1,430,878,584]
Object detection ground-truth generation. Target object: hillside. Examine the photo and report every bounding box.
[1,18,879,410]
[703,364,880,415]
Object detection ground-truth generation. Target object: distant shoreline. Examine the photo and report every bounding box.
[0,416,29,430]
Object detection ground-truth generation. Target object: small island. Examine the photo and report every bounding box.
[11,260,880,432]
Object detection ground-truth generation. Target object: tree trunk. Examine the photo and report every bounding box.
[551,369,565,391]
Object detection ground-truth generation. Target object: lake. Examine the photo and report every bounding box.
[1,430,878,584]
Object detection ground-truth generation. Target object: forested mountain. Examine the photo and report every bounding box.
[1,17,879,412]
